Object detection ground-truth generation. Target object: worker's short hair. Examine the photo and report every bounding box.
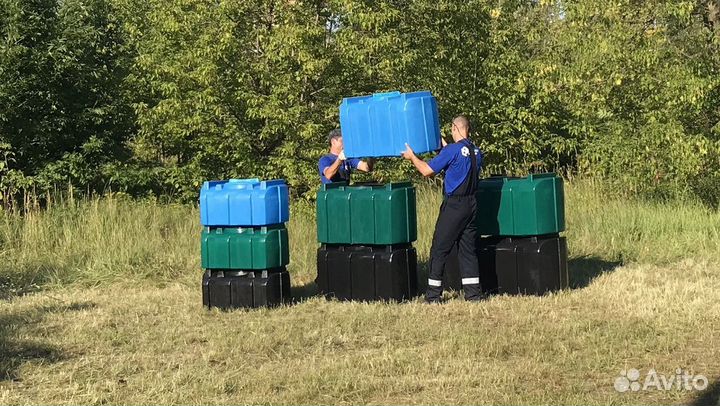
[453,116,471,133]
[327,129,342,145]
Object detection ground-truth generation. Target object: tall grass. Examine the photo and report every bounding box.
[565,179,720,263]
[1,180,719,296]
[0,194,198,294]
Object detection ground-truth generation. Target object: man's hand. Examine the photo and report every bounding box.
[358,157,375,172]
[337,150,346,161]
[401,143,416,161]
[402,143,434,177]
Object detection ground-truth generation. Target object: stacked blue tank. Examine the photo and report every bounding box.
[200,179,289,226]
[199,178,291,309]
[339,91,442,158]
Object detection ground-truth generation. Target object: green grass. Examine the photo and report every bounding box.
[565,179,720,264]
[0,181,719,404]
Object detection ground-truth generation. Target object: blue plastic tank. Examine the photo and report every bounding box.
[339,91,442,158]
[200,179,289,227]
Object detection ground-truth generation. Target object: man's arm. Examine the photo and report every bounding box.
[323,158,342,180]
[322,151,345,180]
[401,144,435,177]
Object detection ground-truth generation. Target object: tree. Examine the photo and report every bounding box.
[0,0,134,194]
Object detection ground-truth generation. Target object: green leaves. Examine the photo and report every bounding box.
[0,0,134,196]
[1,0,719,204]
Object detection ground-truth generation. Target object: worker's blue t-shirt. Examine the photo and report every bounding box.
[318,154,361,184]
[428,139,483,196]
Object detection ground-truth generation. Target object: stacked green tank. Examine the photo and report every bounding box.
[316,182,417,245]
[475,173,565,236]
[200,225,289,270]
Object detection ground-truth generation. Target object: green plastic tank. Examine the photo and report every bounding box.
[201,225,289,270]
[316,182,417,245]
[476,173,565,236]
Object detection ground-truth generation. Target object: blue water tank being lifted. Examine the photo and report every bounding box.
[200,179,289,227]
[339,91,442,158]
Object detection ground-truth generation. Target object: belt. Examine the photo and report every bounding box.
[444,193,476,200]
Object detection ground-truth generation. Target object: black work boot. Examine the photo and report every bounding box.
[463,284,484,302]
[425,286,443,304]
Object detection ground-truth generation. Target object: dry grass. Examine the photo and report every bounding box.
[0,181,719,404]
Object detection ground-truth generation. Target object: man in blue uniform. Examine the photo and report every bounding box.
[402,116,483,302]
[319,129,374,184]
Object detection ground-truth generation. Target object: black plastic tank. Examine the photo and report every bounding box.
[495,234,568,295]
[316,244,417,301]
[202,268,291,309]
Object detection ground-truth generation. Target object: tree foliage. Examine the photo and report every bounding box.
[1,0,719,204]
[0,0,134,196]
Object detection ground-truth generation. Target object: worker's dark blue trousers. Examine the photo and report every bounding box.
[426,194,482,301]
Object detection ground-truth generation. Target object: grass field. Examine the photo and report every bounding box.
[0,181,719,404]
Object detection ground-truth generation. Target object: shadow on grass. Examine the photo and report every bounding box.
[568,255,623,289]
[0,272,51,301]
[0,301,95,382]
[291,281,320,303]
[692,378,720,406]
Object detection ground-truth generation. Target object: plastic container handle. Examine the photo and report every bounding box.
[261,179,287,188]
[229,178,260,184]
[321,182,349,191]
[386,182,413,190]
[527,173,557,180]
[372,91,401,99]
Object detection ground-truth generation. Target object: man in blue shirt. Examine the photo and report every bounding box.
[402,116,483,302]
[319,129,374,184]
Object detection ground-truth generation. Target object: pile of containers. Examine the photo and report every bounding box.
[445,173,568,295]
[199,179,292,309]
[315,182,418,301]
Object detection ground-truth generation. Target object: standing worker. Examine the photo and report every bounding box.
[401,116,483,302]
[319,129,374,184]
